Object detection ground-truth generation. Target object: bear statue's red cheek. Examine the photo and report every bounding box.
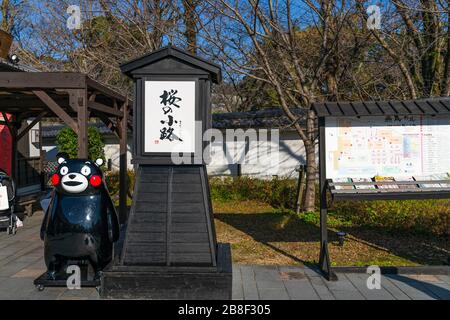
[51,174,60,186]
[90,175,102,187]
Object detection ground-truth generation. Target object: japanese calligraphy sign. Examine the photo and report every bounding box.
[144,81,196,153]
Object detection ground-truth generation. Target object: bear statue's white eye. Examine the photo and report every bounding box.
[81,165,91,176]
[60,166,69,175]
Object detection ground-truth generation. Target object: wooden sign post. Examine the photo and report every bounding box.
[101,45,232,299]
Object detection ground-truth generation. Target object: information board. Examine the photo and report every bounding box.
[325,115,450,179]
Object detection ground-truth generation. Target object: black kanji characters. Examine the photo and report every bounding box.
[159,89,183,142]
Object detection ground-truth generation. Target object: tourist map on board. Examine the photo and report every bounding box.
[325,116,450,179]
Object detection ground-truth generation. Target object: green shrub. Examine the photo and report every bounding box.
[267,178,297,209]
[56,126,105,162]
[331,199,450,236]
[103,173,449,236]
[105,169,135,206]
[209,176,297,209]
[209,176,449,236]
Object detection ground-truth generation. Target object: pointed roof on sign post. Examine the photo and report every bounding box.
[120,44,222,84]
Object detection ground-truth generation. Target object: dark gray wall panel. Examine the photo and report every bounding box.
[121,165,216,266]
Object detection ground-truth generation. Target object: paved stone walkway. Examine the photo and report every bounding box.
[232,265,450,300]
[0,211,449,300]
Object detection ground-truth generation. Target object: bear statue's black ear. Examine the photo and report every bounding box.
[95,158,104,167]
[56,152,69,164]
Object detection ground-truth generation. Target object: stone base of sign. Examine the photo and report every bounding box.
[100,243,232,300]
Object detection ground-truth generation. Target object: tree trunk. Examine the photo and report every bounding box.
[302,109,317,212]
[182,0,197,54]
[303,140,316,212]
[441,1,450,96]
[420,0,441,96]
[1,0,11,32]
[151,0,164,49]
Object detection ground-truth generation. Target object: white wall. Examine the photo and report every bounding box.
[43,131,307,178]
[207,130,306,179]
[27,121,40,158]
[42,134,133,171]
[103,135,133,170]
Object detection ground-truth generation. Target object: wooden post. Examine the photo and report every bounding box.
[119,101,128,224]
[77,89,88,158]
[295,165,306,214]
[39,122,45,191]
[318,116,336,281]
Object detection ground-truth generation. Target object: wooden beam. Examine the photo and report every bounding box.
[0,107,43,114]
[88,101,123,117]
[63,89,85,113]
[39,122,45,190]
[97,113,120,139]
[89,92,97,102]
[0,72,86,89]
[86,92,98,119]
[119,100,129,224]
[33,90,78,132]
[17,111,47,141]
[0,96,70,109]
[86,77,127,102]
[77,89,88,158]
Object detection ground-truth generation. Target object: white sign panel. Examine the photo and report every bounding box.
[144,81,196,153]
[325,116,450,179]
[0,186,9,211]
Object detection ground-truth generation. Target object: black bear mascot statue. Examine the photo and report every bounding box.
[40,154,120,280]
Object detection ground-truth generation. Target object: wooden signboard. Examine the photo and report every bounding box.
[101,45,232,300]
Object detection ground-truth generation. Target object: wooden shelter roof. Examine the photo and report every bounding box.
[0,69,130,223]
[0,72,127,118]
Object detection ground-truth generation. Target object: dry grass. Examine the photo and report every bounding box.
[213,200,449,267]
